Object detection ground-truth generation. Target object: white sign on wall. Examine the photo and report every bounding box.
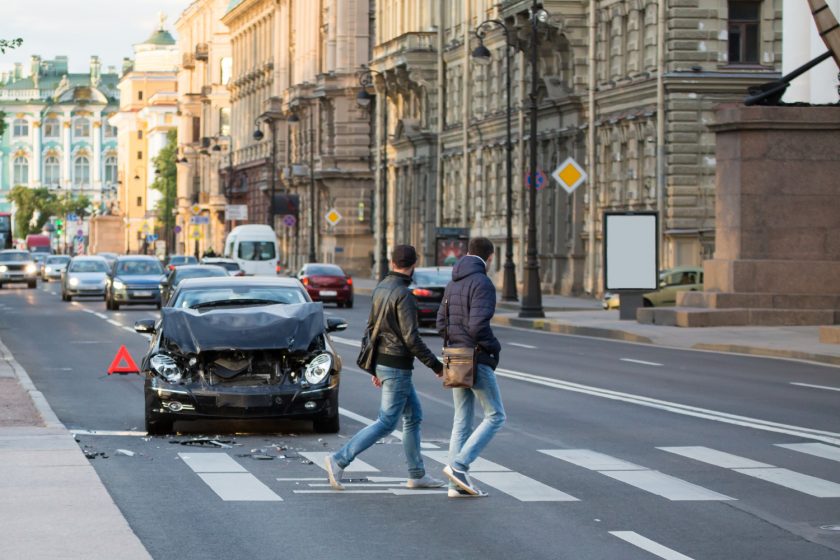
[225,205,248,221]
[604,212,659,291]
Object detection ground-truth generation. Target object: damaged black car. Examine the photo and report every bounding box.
[134,277,347,435]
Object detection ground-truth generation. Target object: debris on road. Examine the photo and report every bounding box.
[116,449,135,457]
[170,437,234,448]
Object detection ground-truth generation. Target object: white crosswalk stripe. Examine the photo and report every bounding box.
[301,451,380,472]
[179,452,282,502]
[610,531,695,560]
[775,442,840,463]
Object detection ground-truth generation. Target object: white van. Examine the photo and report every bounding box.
[223,225,280,276]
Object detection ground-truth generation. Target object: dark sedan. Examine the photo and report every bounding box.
[135,276,346,435]
[106,256,165,310]
[160,264,228,305]
[165,254,198,271]
[409,267,453,327]
[298,263,353,308]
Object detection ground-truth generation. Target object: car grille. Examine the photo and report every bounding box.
[4,264,25,271]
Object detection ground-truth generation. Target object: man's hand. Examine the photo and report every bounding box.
[433,362,444,379]
[371,376,382,388]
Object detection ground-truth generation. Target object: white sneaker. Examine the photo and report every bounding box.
[324,455,345,491]
[406,475,446,489]
[448,487,488,498]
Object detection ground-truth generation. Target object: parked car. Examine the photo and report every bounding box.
[602,266,704,309]
[62,256,110,301]
[0,250,38,288]
[223,224,279,276]
[201,257,244,276]
[297,263,353,308]
[42,255,71,281]
[165,254,199,271]
[160,264,229,305]
[135,276,347,434]
[106,256,165,310]
[408,267,453,327]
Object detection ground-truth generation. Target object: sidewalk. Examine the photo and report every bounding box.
[0,339,151,559]
[353,277,840,367]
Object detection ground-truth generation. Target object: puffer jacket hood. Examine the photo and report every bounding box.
[452,255,486,281]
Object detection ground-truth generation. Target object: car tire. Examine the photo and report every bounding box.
[61,292,68,301]
[27,281,36,289]
[313,413,340,434]
[112,301,120,311]
[336,302,344,308]
[156,302,162,310]
[145,414,174,436]
[643,298,653,307]
[346,299,353,309]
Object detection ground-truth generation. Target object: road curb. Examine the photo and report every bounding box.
[0,338,63,429]
[691,343,840,367]
[492,315,654,344]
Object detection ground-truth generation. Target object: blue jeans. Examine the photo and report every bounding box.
[332,365,426,479]
[448,363,506,473]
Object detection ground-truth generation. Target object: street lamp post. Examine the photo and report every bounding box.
[253,115,278,229]
[520,0,547,319]
[287,106,318,263]
[472,19,517,302]
[356,67,389,280]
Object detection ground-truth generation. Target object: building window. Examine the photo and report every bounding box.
[137,130,143,140]
[73,156,90,187]
[13,157,28,185]
[103,124,117,138]
[104,156,118,185]
[136,196,142,207]
[43,118,60,138]
[43,156,60,186]
[138,91,143,100]
[221,57,232,85]
[220,108,231,137]
[729,1,761,64]
[12,119,28,137]
[137,151,143,160]
[74,118,90,138]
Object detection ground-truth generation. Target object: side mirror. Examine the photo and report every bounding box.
[134,319,156,335]
[659,280,667,289]
[326,317,348,333]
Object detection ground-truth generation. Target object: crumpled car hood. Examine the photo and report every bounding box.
[160,302,325,354]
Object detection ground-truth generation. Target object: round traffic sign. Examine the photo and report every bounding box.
[283,214,297,228]
[174,225,182,234]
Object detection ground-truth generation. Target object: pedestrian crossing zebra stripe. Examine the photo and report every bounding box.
[775,442,840,463]
[610,532,696,560]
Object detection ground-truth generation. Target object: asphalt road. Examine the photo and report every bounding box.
[3,282,840,560]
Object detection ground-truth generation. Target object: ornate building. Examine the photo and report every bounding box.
[110,17,179,253]
[371,0,783,295]
[0,55,120,231]
[222,0,374,275]
[175,0,232,256]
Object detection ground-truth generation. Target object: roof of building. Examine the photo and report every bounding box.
[226,0,246,14]
[1,73,119,91]
[141,28,176,46]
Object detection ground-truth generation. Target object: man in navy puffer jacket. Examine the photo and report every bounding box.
[436,237,506,498]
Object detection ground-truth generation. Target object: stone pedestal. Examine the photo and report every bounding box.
[640,105,840,327]
[88,216,124,255]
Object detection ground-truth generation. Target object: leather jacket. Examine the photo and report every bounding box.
[370,272,442,373]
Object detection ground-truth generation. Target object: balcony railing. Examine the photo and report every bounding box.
[195,43,209,62]
[372,32,437,62]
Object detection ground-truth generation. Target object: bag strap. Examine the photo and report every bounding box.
[443,297,450,348]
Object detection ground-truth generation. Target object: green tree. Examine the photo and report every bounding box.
[6,186,91,238]
[0,38,23,54]
[150,129,177,238]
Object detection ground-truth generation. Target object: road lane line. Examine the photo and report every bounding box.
[179,452,246,473]
[609,531,695,560]
[469,472,579,502]
[300,451,380,472]
[540,449,733,501]
[420,450,510,472]
[70,429,148,437]
[122,326,135,333]
[656,447,771,469]
[509,342,537,349]
[620,358,663,367]
[198,473,283,501]
[94,312,108,319]
[660,446,840,497]
[107,319,122,327]
[332,336,361,347]
[776,443,840,463]
[790,382,840,392]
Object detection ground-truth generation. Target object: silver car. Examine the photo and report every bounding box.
[42,255,71,281]
[62,256,110,301]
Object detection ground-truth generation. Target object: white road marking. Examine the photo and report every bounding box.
[610,531,695,560]
[338,407,438,448]
[276,477,329,482]
[620,358,663,367]
[776,442,840,463]
[790,382,840,393]
[179,452,246,473]
[496,368,840,446]
[420,450,510,472]
[70,429,148,437]
[198,473,282,501]
[294,489,393,494]
[541,449,733,501]
[331,336,361,347]
[470,472,579,502]
[509,342,537,349]
[661,446,840,498]
[107,319,122,327]
[94,312,108,319]
[122,326,135,333]
[307,483,402,488]
[367,477,409,483]
[300,451,380,472]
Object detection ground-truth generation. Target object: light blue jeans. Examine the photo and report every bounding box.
[448,363,506,474]
[332,365,426,479]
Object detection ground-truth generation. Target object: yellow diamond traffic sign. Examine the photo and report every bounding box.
[325,208,342,227]
[552,157,587,194]
[191,204,201,215]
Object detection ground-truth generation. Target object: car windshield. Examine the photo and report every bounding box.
[412,269,452,287]
[116,260,163,275]
[46,256,71,265]
[69,260,109,273]
[170,256,198,265]
[305,265,343,276]
[238,241,276,261]
[175,267,228,284]
[173,286,307,308]
[1,252,31,262]
[207,262,240,272]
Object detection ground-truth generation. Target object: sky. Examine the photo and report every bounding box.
[1,0,194,75]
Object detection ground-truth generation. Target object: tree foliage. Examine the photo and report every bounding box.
[0,38,23,54]
[150,129,177,233]
[7,186,91,239]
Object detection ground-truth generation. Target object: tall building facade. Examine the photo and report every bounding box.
[222,0,374,275]
[110,19,179,253]
[372,0,783,295]
[175,0,232,256]
[0,56,120,225]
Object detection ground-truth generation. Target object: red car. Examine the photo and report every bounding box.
[298,263,353,308]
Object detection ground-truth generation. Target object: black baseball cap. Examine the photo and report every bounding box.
[391,245,417,268]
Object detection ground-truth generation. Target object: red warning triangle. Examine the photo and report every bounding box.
[108,345,140,375]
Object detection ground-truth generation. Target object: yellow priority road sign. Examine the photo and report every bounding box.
[325,208,342,226]
[191,204,201,215]
[552,157,587,195]
[190,226,202,240]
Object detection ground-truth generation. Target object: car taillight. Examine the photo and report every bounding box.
[302,277,309,286]
[168,264,175,271]
[276,265,282,274]
[346,277,353,286]
[413,288,433,297]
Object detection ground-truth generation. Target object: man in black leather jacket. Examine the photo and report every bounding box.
[326,245,445,491]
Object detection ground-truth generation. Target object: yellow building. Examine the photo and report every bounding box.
[110,17,179,253]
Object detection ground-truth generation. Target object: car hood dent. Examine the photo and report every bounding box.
[161,302,325,354]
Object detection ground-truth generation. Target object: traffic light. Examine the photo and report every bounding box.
[55,218,63,236]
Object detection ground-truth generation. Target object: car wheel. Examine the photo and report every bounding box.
[346,299,353,309]
[313,413,340,434]
[112,301,120,311]
[145,414,174,436]
[27,281,36,289]
[61,292,68,301]
[643,298,653,307]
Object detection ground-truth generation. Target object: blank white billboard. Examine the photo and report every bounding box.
[604,213,658,291]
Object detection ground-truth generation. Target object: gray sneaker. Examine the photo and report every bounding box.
[443,464,478,495]
[406,475,446,489]
[324,455,345,491]
[448,487,488,498]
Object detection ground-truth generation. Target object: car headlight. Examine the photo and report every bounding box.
[150,354,183,383]
[113,279,126,290]
[304,353,332,385]
[69,277,80,287]
[0,265,6,273]
[25,264,37,274]
[45,267,52,273]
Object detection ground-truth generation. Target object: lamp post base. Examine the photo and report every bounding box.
[501,260,518,302]
[518,264,545,318]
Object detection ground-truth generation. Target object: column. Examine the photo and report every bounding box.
[92,120,102,189]
[62,116,72,186]
[31,119,41,186]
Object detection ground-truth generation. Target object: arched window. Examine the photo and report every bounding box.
[43,118,60,138]
[43,156,60,186]
[73,156,90,187]
[104,156,118,185]
[13,157,29,185]
[12,119,28,137]
[73,118,90,138]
